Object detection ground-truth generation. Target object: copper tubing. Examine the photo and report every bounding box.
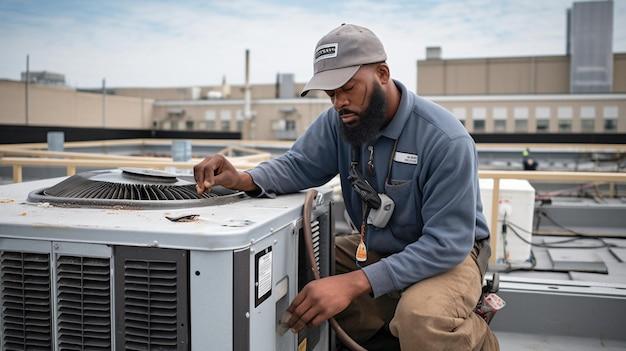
[303,189,367,351]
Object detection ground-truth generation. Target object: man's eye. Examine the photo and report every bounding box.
[343,85,353,92]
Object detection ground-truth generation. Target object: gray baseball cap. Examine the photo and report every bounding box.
[300,24,387,97]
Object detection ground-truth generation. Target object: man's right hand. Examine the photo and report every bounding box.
[193,154,258,194]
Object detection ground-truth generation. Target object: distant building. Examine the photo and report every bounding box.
[3,0,622,139]
[112,75,328,140]
[20,71,66,86]
[0,79,153,129]
[417,0,625,134]
[152,97,330,141]
[568,0,614,93]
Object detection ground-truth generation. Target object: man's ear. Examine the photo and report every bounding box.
[375,63,390,85]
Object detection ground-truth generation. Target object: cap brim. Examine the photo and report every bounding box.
[300,65,360,97]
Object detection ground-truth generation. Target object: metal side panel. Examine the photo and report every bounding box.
[491,280,626,340]
[249,225,297,351]
[114,246,189,351]
[233,247,250,351]
[0,239,53,351]
[295,211,332,351]
[52,242,112,351]
[190,250,233,350]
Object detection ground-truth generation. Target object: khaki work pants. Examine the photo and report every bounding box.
[334,234,500,351]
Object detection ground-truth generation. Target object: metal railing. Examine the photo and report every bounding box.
[479,170,626,264]
[2,139,626,265]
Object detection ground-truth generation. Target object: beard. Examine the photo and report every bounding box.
[339,83,387,146]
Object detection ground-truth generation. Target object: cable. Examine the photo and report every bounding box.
[303,190,367,351]
[539,210,607,237]
[507,220,603,245]
[499,249,537,273]
[504,219,613,249]
[502,210,626,248]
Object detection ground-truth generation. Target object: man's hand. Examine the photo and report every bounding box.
[287,270,371,333]
[193,154,257,194]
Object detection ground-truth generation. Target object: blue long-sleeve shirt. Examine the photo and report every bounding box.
[247,80,490,298]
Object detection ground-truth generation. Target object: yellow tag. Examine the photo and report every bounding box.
[356,240,367,262]
[298,338,307,351]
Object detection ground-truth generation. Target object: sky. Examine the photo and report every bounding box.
[0,0,624,91]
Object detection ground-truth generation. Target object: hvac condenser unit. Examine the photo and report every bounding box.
[480,179,536,264]
[0,169,333,351]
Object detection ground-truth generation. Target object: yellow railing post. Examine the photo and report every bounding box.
[12,165,22,183]
[66,165,76,176]
[489,177,500,266]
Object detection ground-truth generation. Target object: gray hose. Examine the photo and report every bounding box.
[303,189,367,351]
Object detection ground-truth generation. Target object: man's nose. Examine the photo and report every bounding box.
[333,91,349,111]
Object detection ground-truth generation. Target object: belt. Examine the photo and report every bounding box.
[472,238,491,280]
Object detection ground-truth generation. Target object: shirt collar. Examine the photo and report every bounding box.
[380,79,412,140]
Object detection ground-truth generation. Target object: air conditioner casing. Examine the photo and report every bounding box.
[0,176,334,351]
[480,179,536,264]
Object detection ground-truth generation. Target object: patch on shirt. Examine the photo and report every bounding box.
[314,43,338,63]
[394,151,418,165]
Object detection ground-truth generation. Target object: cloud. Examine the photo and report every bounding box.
[0,0,624,91]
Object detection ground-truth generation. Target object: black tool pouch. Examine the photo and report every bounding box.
[474,238,491,280]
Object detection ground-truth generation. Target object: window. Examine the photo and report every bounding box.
[492,107,507,132]
[451,107,466,127]
[493,120,506,132]
[235,110,244,131]
[580,106,596,133]
[558,119,572,132]
[285,120,296,131]
[515,119,528,132]
[513,107,528,133]
[220,110,231,131]
[605,119,617,132]
[603,106,618,132]
[221,120,230,131]
[473,120,485,132]
[472,107,486,132]
[557,107,573,132]
[581,119,595,132]
[535,107,550,133]
[204,110,216,130]
[185,120,194,130]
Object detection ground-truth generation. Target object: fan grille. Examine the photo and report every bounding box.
[27,169,244,209]
[44,174,214,201]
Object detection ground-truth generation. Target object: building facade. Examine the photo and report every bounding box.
[414,0,625,134]
[0,80,154,129]
[431,94,625,134]
[152,98,331,140]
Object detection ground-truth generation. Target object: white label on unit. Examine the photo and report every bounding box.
[257,250,272,299]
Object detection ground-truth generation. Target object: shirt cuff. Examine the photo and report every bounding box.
[243,170,276,198]
[362,259,397,298]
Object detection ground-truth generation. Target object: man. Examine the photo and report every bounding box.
[194,24,499,350]
[522,148,538,171]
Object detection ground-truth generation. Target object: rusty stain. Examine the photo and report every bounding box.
[19,212,27,216]
[0,199,15,204]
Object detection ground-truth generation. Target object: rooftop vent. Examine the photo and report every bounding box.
[426,46,442,60]
[27,168,245,209]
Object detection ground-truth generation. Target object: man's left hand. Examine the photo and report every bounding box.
[286,270,371,333]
